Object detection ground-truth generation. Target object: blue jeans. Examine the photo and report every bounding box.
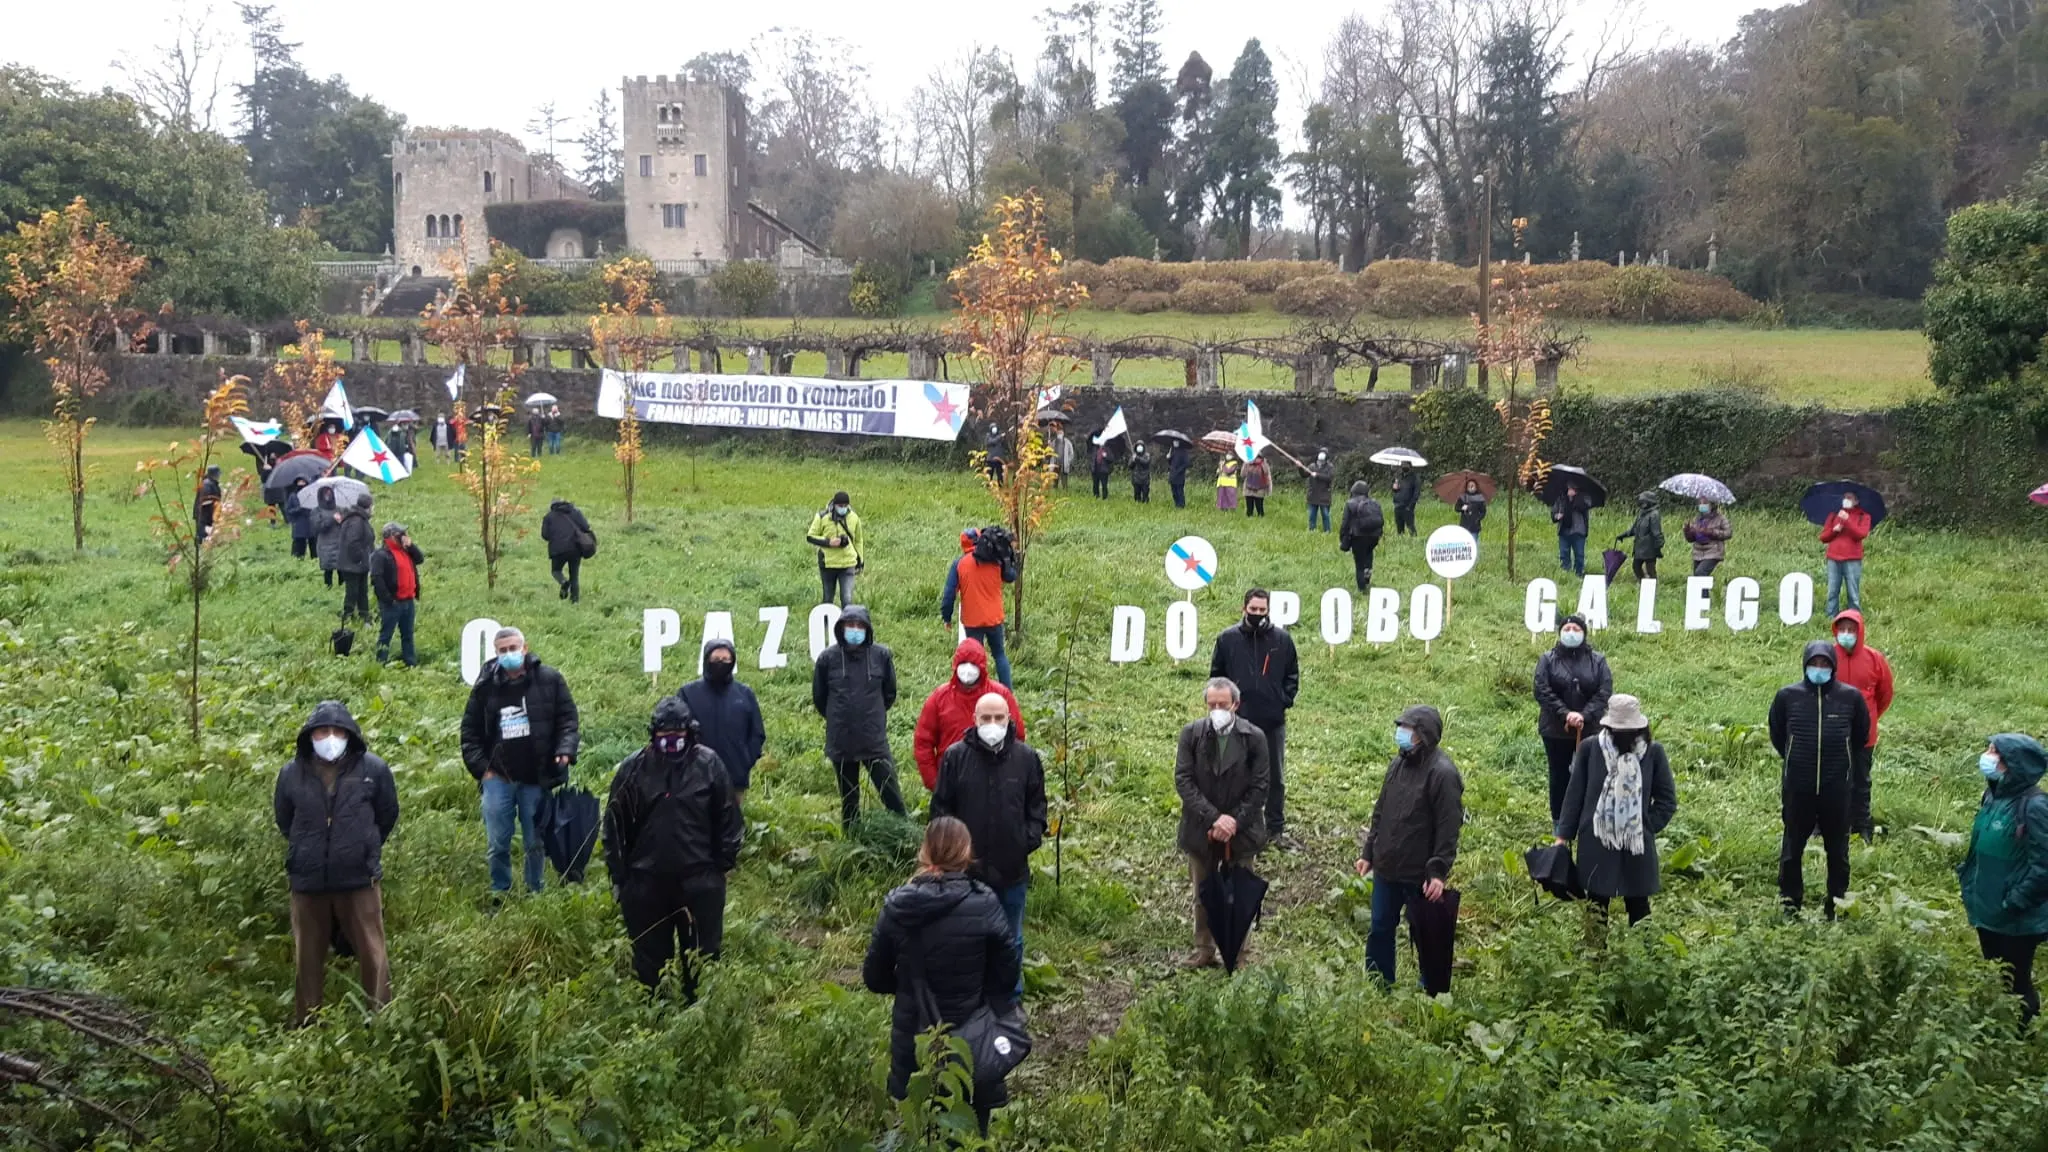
[376,600,416,667]
[546,431,562,454]
[965,624,1012,688]
[482,775,548,893]
[1309,503,1330,532]
[996,881,1028,997]
[1366,877,1424,988]
[1558,534,1586,576]
[1826,558,1862,617]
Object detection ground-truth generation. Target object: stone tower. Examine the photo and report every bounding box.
[621,76,749,263]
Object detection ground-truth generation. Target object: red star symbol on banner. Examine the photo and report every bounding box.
[370,450,391,465]
[931,394,960,426]
[1183,554,1204,573]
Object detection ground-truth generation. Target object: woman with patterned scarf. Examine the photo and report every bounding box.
[1552,694,1679,926]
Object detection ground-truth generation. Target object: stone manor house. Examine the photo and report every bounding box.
[391,77,821,278]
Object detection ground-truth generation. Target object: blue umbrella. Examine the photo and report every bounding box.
[1801,481,1886,527]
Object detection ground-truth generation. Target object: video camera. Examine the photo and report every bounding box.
[972,524,1015,565]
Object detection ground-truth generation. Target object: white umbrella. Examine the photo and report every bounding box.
[1370,446,1429,468]
[524,392,559,408]
[296,475,370,512]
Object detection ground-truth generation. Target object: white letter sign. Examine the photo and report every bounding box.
[1366,587,1402,644]
[757,606,789,670]
[807,603,842,661]
[642,609,680,674]
[1409,584,1444,642]
[1574,575,1609,631]
[1635,580,1662,634]
[1110,606,1147,663]
[1269,590,1301,629]
[1725,578,1760,632]
[1165,601,1199,661]
[1319,589,1352,645]
[1779,573,1814,626]
[1525,580,1558,634]
[461,617,502,684]
[1684,577,1715,632]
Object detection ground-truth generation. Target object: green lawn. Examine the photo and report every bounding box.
[1,422,2040,1148]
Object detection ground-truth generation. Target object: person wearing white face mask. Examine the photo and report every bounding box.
[1820,491,1874,616]
[1299,449,1336,532]
[914,638,1027,791]
[1174,678,1271,968]
[1532,614,1613,822]
[461,626,581,897]
[931,692,1046,997]
[273,700,398,1026]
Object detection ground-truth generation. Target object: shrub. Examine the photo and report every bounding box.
[712,261,779,317]
[1062,259,1105,294]
[1275,274,1362,317]
[1101,257,1181,293]
[1366,274,1477,319]
[1605,265,1675,321]
[849,260,909,318]
[1120,290,1174,314]
[1172,280,1251,314]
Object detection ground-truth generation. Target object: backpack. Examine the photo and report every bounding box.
[1350,499,1384,539]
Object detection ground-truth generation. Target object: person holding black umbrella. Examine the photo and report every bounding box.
[1820,489,1873,616]
[1175,678,1270,968]
[1167,437,1192,508]
[1392,462,1421,536]
[461,626,581,896]
[1533,614,1613,821]
[1552,480,1594,577]
[1552,694,1677,927]
[1355,705,1463,995]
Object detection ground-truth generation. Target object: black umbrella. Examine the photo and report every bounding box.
[1197,844,1268,973]
[537,787,601,884]
[241,440,293,463]
[1538,465,1607,509]
[1405,886,1460,996]
[1035,409,1069,425]
[1523,842,1584,902]
[1152,429,1194,445]
[262,452,332,503]
[353,405,391,425]
[1801,480,1887,527]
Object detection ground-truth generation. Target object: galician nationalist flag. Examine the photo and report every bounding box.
[231,416,283,446]
[445,363,465,401]
[1036,384,1063,409]
[1234,400,1271,463]
[320,380,354,429]
[1092,405,1128,445]
[342,424,410,484]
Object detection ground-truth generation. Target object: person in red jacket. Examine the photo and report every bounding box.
[913,638,1026,790]
[1820,491,1873,617]
[1832,609,1894,841]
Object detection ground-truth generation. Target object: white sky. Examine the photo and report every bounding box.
[10,0,1782,214]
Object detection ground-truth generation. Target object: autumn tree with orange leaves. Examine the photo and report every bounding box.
[430,267,538,590]
[4,198,151,552]
[589,255,669,523]
[1474,282,1556,579]
[269,320,347,452]
[135,375,255,741]
[949,192,1088,640]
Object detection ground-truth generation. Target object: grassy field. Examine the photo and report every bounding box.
[328,307,1933,410]
[2,422,2044,1148]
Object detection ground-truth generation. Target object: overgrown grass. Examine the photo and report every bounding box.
[1,422,2043,1148]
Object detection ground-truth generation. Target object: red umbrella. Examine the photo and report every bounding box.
[1435,470,1496,504]
[2032,484,2048,507]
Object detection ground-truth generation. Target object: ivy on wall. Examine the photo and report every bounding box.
[1890,384,2048,528]
[1545,390,1807,502]
[481,201,627,259]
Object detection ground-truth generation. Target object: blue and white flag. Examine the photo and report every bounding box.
[341,424,410,484]
[320,381,354,429]
[231,416,283,446]
[445,364,465,401]
[1092,405,1128,445]
[1233,400,1271,463]
[1036,384,1063,409]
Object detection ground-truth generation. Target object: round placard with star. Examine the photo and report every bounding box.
[1164,536,1219,592]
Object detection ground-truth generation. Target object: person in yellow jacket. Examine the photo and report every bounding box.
[807,490,866,606]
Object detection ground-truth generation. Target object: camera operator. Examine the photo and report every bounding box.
[940,525,1021,688]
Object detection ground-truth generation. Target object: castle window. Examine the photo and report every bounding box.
[639,154,653,177]
[453,214,464,237]
[658,105,669,123]
[394,172,403,199]
[508,177,515,200]
[483,171,494,193]
[694,154,707,177]
[439,214,451,237]
[662,204,686,229]
[425,214,437,238]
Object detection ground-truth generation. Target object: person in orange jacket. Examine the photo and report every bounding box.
[1820,491,1873,617]
[1832,609,1894,841]
[939,527,1020,686]
[912,638,1026,791]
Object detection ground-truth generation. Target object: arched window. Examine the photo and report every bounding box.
[426,214,437,238]
[453,214,463,237]
[440,215,451,237]
[659,105,669,123]
[394,172,403,199]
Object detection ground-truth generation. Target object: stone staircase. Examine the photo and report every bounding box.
[373,276,453,319]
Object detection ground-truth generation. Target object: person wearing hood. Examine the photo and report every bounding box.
[1455,479,1488,538]
[805,491,865,607]
[540,498,595,603]
[1533,614,1614,821]
[1176,678,1271,968]
[1339,481,1386,592]
[315,484,344,588]
[863,817,1020,1134]
[1355,705,1464,994]
[1616,491,1664,579]
[1392,462,1421,537]
[273,700,399,1026]
[1209,589,1301,848]
[1958,734,2048,1023]
[1242,455,1273,517]
[914,638,1027,790]
[1830,610,1894,841]
[941,527,1021,687]
[932,693,1047,996]
[1551,481,1593,577]
[1301,450,1336,532]
[286,478,319,560]
[194,464,222,543]
[1168,438,1192,508]
[461,626,582,895]
[984,422,1008,485]
[335,492,375,625]
[1553,694,1678,927]
[1821,490,1873,617]
[813,605,905,828]
[1091,439,1115,499]
[369,522,424,666]
[1768,641,1872,916]
[1683,501,1732,577]
[1129,442,1153,502]
[679,639,766,800]
[604,696,742,998]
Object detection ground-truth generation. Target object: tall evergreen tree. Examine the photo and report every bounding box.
[577,89,623,202]
[1475,20,1574,258]
[1208,40,1282,258]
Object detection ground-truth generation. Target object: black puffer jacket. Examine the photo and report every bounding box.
[863,873,1020,1106]
[540,500,592,561]
[931,729,1048,890]
[335,504,374,575]
[1339,481,1384,550]
[1768,641,1872,795]
[811,605,897,762]
[273,701,399,894]
[602,706,742,883]
[1392,467,1420,510]
[1360,705,1463,883]
[1208,620,1300,732]
[460,657,581,787]
[1532,615,1614,738]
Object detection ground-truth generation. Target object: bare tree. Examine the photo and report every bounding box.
[912,46,1003,208]
[527,101,572,165]
[115,4,226,132]
[752,29,884,238]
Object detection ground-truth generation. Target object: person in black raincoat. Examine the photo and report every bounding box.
[193,465,222,542]
[1355,704,1463,993]
[812,604,905,828]
[678,639,766,799]
[1339,481,1385,592]
[315,484,343,587]
[1129,443,1153,502]
[1454,479,1487,537]
[604,696,742,998]
[286,478,318,560]
[1616,491,1664,579]
[1553,694,1677,926]
[540,498,594,603]
[1391,463,1421,536]
[1167,439,1192,508]
[864,817,1020,1135]
[273,700,399,1026]
[1090,440,1114,499]
[1768,641,1871,916]
[1533,614,1613,821]
[335,492,374,625]
[1301,450,1335,532]
[1208,589,1300,847]
[931,692,1046,996]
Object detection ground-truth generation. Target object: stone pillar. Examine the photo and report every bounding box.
[526,338,549,368]
[1292,353,1337,393]
[1535,356,1560,392]
[773,351,795,375]
[906,348,937,380]
[351,333,372,362]
[1091,351,1114,388]
[602,345,621,371]
[1409,361,1434,392]
[248,330,268,359]
[1442,354,1468,390]
[1293,357,1315,392]
[1316,355,1337,392]
[1708,233,1719,272]
[1522,252,1531,266]
[746,346,767,374]
[201,330,220,357]
[113,325,126,353]
[825,347,849,379]
[402,333,423,366]
[1195,348,1222,389]
[697,347,720,373]
[1571,231,1581,262]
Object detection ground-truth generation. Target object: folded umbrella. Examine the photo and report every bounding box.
[1197,844,1268,974]
[1403,885,1460,996]
[1659,472,1735,506]
[1523,842,1584,902]
[1538,465,1607,509]
[1602,549,1627,582]
[1369,446,1429,468]
[1434,470,1496,503]
[537,787,601,883]
[1800,480,1887,527]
